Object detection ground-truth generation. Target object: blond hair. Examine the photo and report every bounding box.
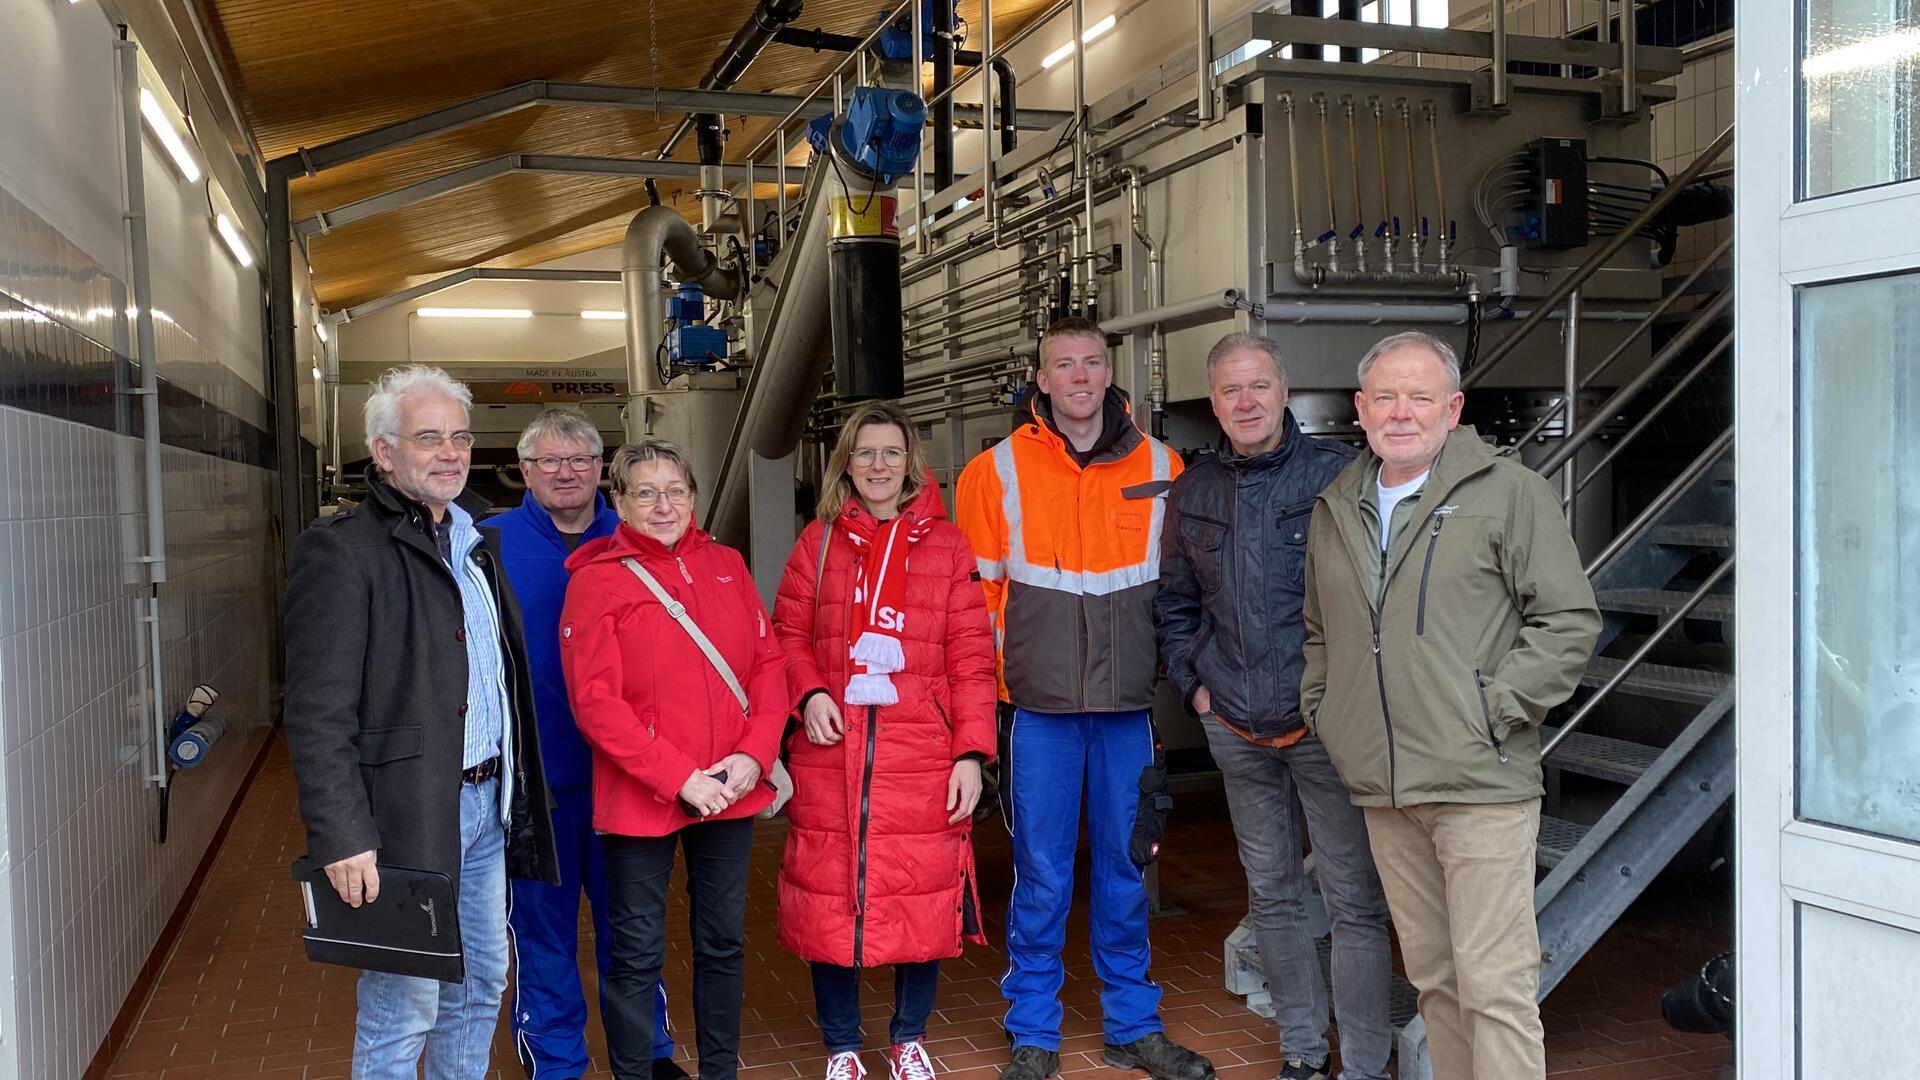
[816,401,931,522]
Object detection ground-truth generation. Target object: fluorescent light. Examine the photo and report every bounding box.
[953,196,973,211]
[312,366,324,380]
[416,307,533,319]
[1802,27,1920,79]
[580,309,626,320]
[314,318,329,343]
[1041,13,1118,69]
[215,213,254,267]
[139,87,201,183]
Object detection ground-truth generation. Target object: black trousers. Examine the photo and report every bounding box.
[602,818,755,1080]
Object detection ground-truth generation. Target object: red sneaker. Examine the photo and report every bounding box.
[827,1050,867,1080]
[890,1040,937,1080]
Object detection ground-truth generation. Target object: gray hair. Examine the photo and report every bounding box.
[1206,332,1289,383]
[610,438,698,494]
[1357,331,1462,393]
[363,365,473,453]
[516,407,605,459]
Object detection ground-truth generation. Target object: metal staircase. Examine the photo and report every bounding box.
[1226,127,1737,1080]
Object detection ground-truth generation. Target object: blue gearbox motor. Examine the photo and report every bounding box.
[808,86,926,184]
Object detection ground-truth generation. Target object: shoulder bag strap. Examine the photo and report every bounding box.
[813,522,832,608]
[621,557,748,715]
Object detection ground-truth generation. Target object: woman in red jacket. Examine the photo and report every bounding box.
[772,402,999,1080]
[560,438,787,1080]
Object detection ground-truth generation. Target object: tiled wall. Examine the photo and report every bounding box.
[0,179,277,1079]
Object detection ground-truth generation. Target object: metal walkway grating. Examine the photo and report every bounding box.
[1580,656,1731,705]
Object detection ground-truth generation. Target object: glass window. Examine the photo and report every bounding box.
[1797,271,1920,842]
[1799,0,1920,198]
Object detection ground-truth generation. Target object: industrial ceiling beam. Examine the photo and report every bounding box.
[328,267,624,324]
[295,155,750,239]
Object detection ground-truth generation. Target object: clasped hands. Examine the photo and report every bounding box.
[677,753,764,817]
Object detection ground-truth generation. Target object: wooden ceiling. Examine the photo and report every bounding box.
[198,0,1056,309]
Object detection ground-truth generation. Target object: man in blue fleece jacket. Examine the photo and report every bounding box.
[484,408,682,1080]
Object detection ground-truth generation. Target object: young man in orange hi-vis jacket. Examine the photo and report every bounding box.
[956,318,1215,1080]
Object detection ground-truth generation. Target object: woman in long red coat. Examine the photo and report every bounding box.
[772,401,998,1080]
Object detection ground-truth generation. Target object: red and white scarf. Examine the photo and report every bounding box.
[840,506,936,706]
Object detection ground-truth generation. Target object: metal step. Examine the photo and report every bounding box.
[1651,524,1732,550]
[1580,656,1730,705]
[1537,815,1590,869]
[1539,724,1664,784]
[1595,589,1732,622]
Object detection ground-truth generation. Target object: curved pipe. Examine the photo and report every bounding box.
[621,205,745,398]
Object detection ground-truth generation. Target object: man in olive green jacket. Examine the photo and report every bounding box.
[1301,331,1599,1080]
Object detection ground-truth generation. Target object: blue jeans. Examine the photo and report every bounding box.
[510,785,676,1075]
[1202,723,1392,1080]
[352,777,508,1080]
[812,961,940,1053]
[1002,708,1163,1050]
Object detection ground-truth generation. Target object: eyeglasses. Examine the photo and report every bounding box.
[525,455,600,474]
[624,485,694,506]
[850,447,907,467]
[399,431,476,451]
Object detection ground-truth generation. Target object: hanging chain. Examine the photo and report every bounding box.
[649,0,660,116]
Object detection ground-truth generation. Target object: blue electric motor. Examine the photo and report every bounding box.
[665,281,729,367]
[808,87,926,184]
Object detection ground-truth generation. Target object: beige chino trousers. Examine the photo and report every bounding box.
[1363,799,1545,1080]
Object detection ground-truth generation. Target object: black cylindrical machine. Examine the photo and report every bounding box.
[818,86,926,403]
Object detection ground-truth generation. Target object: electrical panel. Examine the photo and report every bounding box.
[1525,137,1589,250]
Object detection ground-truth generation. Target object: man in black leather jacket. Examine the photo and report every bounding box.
[1153,334,1390,1080]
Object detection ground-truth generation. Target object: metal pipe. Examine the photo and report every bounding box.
[1398,98,1421,271]
[1423,100,1449,271]
[933,0,955,195]
[1315,94,1340,272]
[656,0,806,162]
[911,0,927,254]
[1283,94,1306,263]
[1195,0,1215,123]
[1264,300,1469,323]
[1102,289,1244,334]
[1534,290,1732,477]
[1467,124,1733,384]
[1560,290,1579,530]
[621,206,745,429]
[1490,0,1510,108]
[1123,168,1168,436]
[1372,97,1395,273]
[1578,336,1731,493]
[907,280,1037,314]
[982,0,997,231]
[1619,0,1639,115]
[1545,557,1733,756]
[778,129,790,225]
[1344,96,1366,274]
[1074,0,1096,309]
[923,0,1071,110]
[117,36,171,789]
[1585,428,1732,579]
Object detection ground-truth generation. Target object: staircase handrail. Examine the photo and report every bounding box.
[1572,333,1732,500]
[1509,234,1733,449]
[1545,555,1733,758]
[1583,427,1732,580]
[1464,124,1733,389]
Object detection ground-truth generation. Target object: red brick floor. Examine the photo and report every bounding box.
[104,736,1733,1078]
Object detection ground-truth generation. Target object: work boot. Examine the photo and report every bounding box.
[826,1050,867,1080]
[1275,1058,1328,1080]
[890,1040,937,1080]
[1100,1032,1216,1080]
[999,1045,1061,1080]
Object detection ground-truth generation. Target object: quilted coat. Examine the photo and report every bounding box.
[771,485,998,967]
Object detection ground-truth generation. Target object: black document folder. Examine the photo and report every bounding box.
[292,856,464,982]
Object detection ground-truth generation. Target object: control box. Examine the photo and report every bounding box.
[1525,137,1589,250]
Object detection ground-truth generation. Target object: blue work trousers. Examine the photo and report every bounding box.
[1001,708,1164,1050]
[509,784,675,1076]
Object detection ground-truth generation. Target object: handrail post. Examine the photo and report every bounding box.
[1561,290,1579,532]
[1619,0,1639,116]
[1490,0,1510,109]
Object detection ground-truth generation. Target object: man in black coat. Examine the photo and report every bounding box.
[1152,334,1390,1080]
[283,364,558,1078]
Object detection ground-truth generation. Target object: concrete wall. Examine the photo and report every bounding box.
[0,1,279,1075]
